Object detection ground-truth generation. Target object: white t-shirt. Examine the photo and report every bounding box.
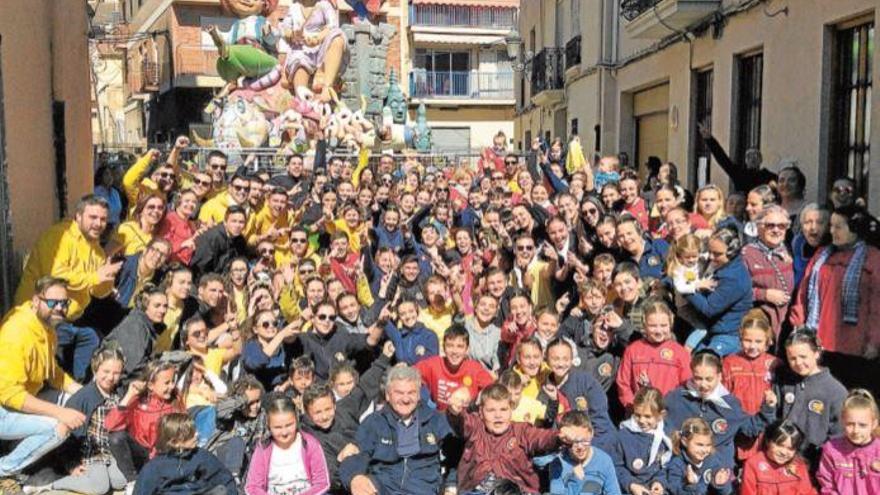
[267,435,311,495]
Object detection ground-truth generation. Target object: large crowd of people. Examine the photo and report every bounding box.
[1,130,879,495]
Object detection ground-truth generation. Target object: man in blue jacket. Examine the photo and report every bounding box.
[339,365,453,495]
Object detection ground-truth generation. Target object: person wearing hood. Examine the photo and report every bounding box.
[665,351,777,468]
[104,285,168,382]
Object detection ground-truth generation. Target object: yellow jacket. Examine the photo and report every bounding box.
[15,220,113,320]
[122,152,162,217]
[0,303,75,410]
[111,220,153,256]
[245,205,294,267]
[198,191,234,226]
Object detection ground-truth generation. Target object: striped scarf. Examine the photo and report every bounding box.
[807,241,867,327]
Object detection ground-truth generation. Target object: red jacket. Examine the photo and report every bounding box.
[500,318,537,367]
[742,243,794,338]
[624,198,650,231]
[616,339,691,408]
[789,245,880,356]
[448,410,559,493]
[156,210,198,265]
[741,451,817,495]
[723,352,779,461]
[104,393,184,455]
[414,356,493,411]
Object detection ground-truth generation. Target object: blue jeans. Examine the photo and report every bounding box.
[54,323,100,382]
[693,332,741,357]
[189,406,217,447]
[0,407,65,476]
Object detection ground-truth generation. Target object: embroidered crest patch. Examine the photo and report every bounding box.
[632,458,644,471]
[598,363,613,377]
[425,433,436,445]
[575,396,588,411]
[660,348,674,361]
[415,345,425,356]
[712,418,729,435]
[808,400,824,415]
[784,392,795,404]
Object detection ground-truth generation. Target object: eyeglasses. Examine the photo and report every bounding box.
[40,297,70,310]
[316,313,336,321]
[516,245,535,252]
[259,321,276,329]
[761,222,789,231]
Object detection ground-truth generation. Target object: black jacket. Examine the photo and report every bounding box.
[190,224,248,278]
[105,309,163,381]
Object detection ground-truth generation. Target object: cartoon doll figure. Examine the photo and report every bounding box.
[280,0,349,102]
[206,0,282,96]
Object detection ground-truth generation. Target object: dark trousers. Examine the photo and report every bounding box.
[108,431,150,482]
[54,323,100,383]
[213,436,246,477]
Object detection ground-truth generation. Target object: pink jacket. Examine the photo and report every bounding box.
[817,436,880,495]
[244,431,330,495]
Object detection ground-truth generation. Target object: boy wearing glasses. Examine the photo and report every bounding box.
[0,277,84,491]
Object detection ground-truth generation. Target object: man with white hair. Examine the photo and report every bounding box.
[339,365,453,495]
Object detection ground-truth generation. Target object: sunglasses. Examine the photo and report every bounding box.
[584,208,599,215]
[209,164,225,170]
[291,238,308,244]
[316,313,336,321]
[230,183,248,191]
[190,330,208,338]
[505,161,517,166]
[193,179,212,186]
[492,175,505,180]
[260,321,276,329]
[834,186,854,193]
[158,172,174,179]
[40,297,70,310]
[516,245,535,252]
[762,222,789,231]
[437,188,449,193]
[260,249,274,256]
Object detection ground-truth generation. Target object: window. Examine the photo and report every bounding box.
[733,52,763,169]
[571,118,579,136]
[830,21,873,200]
[413,49,471,97]
[692,69,713,188]
[529,27,536,54]
[525,130,532,151]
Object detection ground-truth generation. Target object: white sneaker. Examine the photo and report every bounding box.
[22,485,50,495]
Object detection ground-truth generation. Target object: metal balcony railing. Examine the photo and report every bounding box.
[531,48,565,95]
[565,35,582,69]
[409,70,514,100]
[620,0,661,21]
[409,4,518,29]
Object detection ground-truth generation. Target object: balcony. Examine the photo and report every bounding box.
[409,4,517,31]
[409,71,514,103]
[565,35,582,70]
[530,48,565,106]
[173,44,223,88]
[128,60,160,94]
[621,0,720,38]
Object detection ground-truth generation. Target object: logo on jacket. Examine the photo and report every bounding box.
[507,438,517,450]
[462,376,473,387]
[703,469,712,484]
[597,363,612,377]
[415,345,425,356]
[808,400,824,415]
[711,418,728,435]
[335,352,345,362]
[380,437,393,445]
[632,458,644,471]
[575,396,588,411]
[647,255,660,267]
[425,433,436,445]
[784,392,795,404]
[660,348,674,361]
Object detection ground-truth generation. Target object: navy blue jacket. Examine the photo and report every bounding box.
[339,403,453,495]
[241,339,290,390]
[134,447,237,495]
[384,321,439,365]
[612,428,669,490]
[557,370,617,452]
[664,386,773,467]
[626,238,669,281]
[374,226,405,254]
[114,253,143,308]
[665,451,732,495]
[684,256,753,337]
[293,328,372,380]
[66,381,119,440]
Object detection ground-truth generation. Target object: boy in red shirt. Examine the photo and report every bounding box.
[446,383,582,494]
[414,324,494,411]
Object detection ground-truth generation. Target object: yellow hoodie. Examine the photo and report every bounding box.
[15,220,113,320]
[122,152,162,218]
[198,190,235,226]
[0,303,75,410]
